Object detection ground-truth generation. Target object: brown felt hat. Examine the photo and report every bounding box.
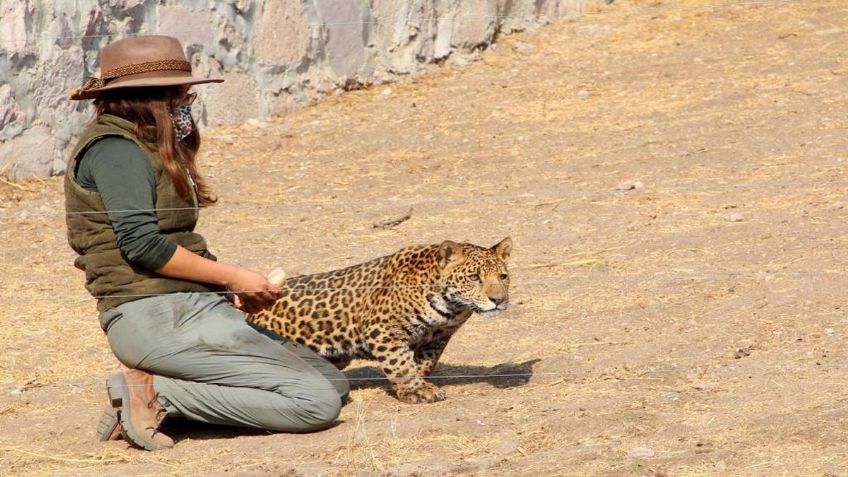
[69,35,223,100]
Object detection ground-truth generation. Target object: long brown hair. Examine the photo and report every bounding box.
[93,87,216,207]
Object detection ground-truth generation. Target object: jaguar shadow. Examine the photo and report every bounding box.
[344,358,541,392]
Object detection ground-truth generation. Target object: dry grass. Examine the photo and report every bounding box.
[3,0,848,475]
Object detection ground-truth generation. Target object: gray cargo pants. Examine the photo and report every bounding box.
[99,292,349,433]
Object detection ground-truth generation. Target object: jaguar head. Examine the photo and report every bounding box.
[438,237,512,314]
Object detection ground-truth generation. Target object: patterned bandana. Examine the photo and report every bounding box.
[171,104,193,141]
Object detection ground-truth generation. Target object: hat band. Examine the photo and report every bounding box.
[102,59,192,81]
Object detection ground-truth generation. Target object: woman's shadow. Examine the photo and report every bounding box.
[344,358,542,393]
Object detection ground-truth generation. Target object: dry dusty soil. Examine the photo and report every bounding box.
[2,0,848,475]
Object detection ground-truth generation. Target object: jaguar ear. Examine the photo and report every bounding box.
[491,237,512,262]
[438,241,466,269]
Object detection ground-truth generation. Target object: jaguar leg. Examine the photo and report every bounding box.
[367,331,446,404]
[414,330,456,377]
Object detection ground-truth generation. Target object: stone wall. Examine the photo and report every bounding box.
[0,0,590,178]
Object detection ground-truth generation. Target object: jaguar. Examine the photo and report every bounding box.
[248,237,512,403]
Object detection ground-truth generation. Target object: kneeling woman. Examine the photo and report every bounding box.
[65,35,348,451]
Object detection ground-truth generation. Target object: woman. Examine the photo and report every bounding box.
[65,35,348,451]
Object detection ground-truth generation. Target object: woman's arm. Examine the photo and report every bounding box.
[79,137,177,270]
[156,246,280,313]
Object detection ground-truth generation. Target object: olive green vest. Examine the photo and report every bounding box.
[65,114,219,312]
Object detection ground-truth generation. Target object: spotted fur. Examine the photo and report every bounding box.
[248,238,512,404]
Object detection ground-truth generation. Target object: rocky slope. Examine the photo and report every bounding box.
[0,0,590,178]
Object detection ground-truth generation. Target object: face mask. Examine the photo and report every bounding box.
[171,104,193,141]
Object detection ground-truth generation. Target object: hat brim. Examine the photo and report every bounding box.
[70,75,224,100]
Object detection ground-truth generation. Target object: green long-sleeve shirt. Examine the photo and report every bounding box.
[75,137,178,271]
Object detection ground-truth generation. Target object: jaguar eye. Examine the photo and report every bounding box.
[467,273,481,282]
[500,273,509,281]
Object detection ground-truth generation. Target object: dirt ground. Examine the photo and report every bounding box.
[2,0,848,475]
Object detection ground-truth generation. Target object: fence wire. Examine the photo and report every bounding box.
[4,175,848,221]
[2,268,847,306]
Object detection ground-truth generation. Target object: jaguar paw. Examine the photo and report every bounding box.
[396,383,446,404]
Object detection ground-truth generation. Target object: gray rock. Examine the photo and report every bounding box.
[628,446,656,459]
[512,41,535,54]
[253,1,311,66]
[157,5,216,49]
[452,0,498,50]
[203,72,260,127]
[0,84,20,135]
[0,126,59,178]
[0,1,31,57]
[315,0,367,77]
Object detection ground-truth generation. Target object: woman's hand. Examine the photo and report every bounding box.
[225,267,282,314]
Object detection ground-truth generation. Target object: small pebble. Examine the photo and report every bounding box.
[245,118,269,128]
[577,89,590,99]
[512,41,535,54]
[815,27,843,36]
[381,87,393,96]
[728,213,744,222]
[825,328,836,336]
[828,201,844,210]
[628,446,655,458]
[448,55,468,66]
[616,180,644,191]
[212,134,235,143]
